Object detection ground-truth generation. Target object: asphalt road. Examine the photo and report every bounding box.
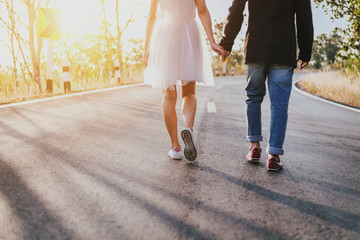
[0,75,359,240]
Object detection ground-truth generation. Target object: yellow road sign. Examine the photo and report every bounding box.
[37,7,60,40]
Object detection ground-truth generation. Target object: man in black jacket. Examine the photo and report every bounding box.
[219,0,314,171]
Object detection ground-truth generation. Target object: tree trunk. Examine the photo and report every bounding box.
[20,62,31,92]
[115,0,123,74]
[101,0,111,80]
[26,0,43,94]
[115,1,136,78]
[1,0,19,90]
[9,0,18,87]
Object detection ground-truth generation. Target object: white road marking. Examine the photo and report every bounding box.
[0,83,146,109]
[207,101,217,113]
[293,79,360,114]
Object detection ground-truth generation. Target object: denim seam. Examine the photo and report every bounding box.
[247,135,263,142]
[266,146,284,155]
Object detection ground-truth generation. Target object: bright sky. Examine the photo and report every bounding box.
[0,0,348,67]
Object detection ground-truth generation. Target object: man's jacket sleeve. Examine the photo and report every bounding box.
[220,0,247,52]
[295,0,314,62]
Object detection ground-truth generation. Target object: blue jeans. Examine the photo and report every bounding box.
[245,64,294,155]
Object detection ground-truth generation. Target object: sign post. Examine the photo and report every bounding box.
[114,60,121,84]
[37,7,60,95]
[223,58,228,76]
[62,58,71,93]
[46,40,54,94]
[215,65,219,77]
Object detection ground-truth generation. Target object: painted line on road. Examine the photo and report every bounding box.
[293,79,360,114]
[207,101,217,113]
[0,83,147,109]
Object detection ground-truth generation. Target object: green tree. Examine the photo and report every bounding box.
[311,30,342,69]
[312,37,325,69]
[314,0,360,61]
[228,47,244,67]
[325,30,342,64]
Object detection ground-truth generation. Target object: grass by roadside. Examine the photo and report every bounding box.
[297,72,360,109]
[0,70,144,105]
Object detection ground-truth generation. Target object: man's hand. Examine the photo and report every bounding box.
[221,49,231,61]
[210,41,225,56]
[298,60,309,70]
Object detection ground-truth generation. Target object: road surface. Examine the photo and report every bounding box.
[0,75,359,240]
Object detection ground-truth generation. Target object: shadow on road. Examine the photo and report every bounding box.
[82,168,217,240]
[283,170,360,199]
[0,157,74,240]
[98,165,293,240]
[0,112,359,239]
[0,119,215,239]
[190,163,360,233]
[0,117,293,239]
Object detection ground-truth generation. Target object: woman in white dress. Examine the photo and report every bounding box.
[144,0,223,161]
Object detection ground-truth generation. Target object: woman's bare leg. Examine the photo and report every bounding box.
[162,87,180,148]
[181,82,197,130]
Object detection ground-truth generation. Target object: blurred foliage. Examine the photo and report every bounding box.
[0,0,145,103]
[212,18,245,74]
[314,0,360,74]
[311,29,342,69]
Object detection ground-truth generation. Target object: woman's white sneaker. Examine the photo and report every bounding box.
[168,147,183,160]
[181,127,197,161]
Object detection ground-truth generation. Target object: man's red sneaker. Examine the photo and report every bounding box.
[267,157,283,171]
[246,148,261,163]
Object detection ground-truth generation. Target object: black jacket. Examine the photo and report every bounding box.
[219,0,314,67]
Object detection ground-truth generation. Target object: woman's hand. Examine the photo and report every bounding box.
[210,41,224,56]
[221,49,231,61]
[143,48,150,66]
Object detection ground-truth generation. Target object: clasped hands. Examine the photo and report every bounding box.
[210,41,230,61]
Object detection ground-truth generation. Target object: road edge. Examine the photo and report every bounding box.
[292,79,360,114]
[0,83,146,109]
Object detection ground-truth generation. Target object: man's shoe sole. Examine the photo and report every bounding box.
[181,129,197,161]
[247,158,260,163]
[267,165,283,171]
[267,168,282,172]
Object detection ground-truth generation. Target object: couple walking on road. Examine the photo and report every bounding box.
[143,0,314,171]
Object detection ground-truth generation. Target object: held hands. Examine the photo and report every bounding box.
[221,49,231,61]
[210,41,224,55]
[210,41,230,61]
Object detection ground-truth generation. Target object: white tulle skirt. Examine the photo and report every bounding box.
[144,18,214,90]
